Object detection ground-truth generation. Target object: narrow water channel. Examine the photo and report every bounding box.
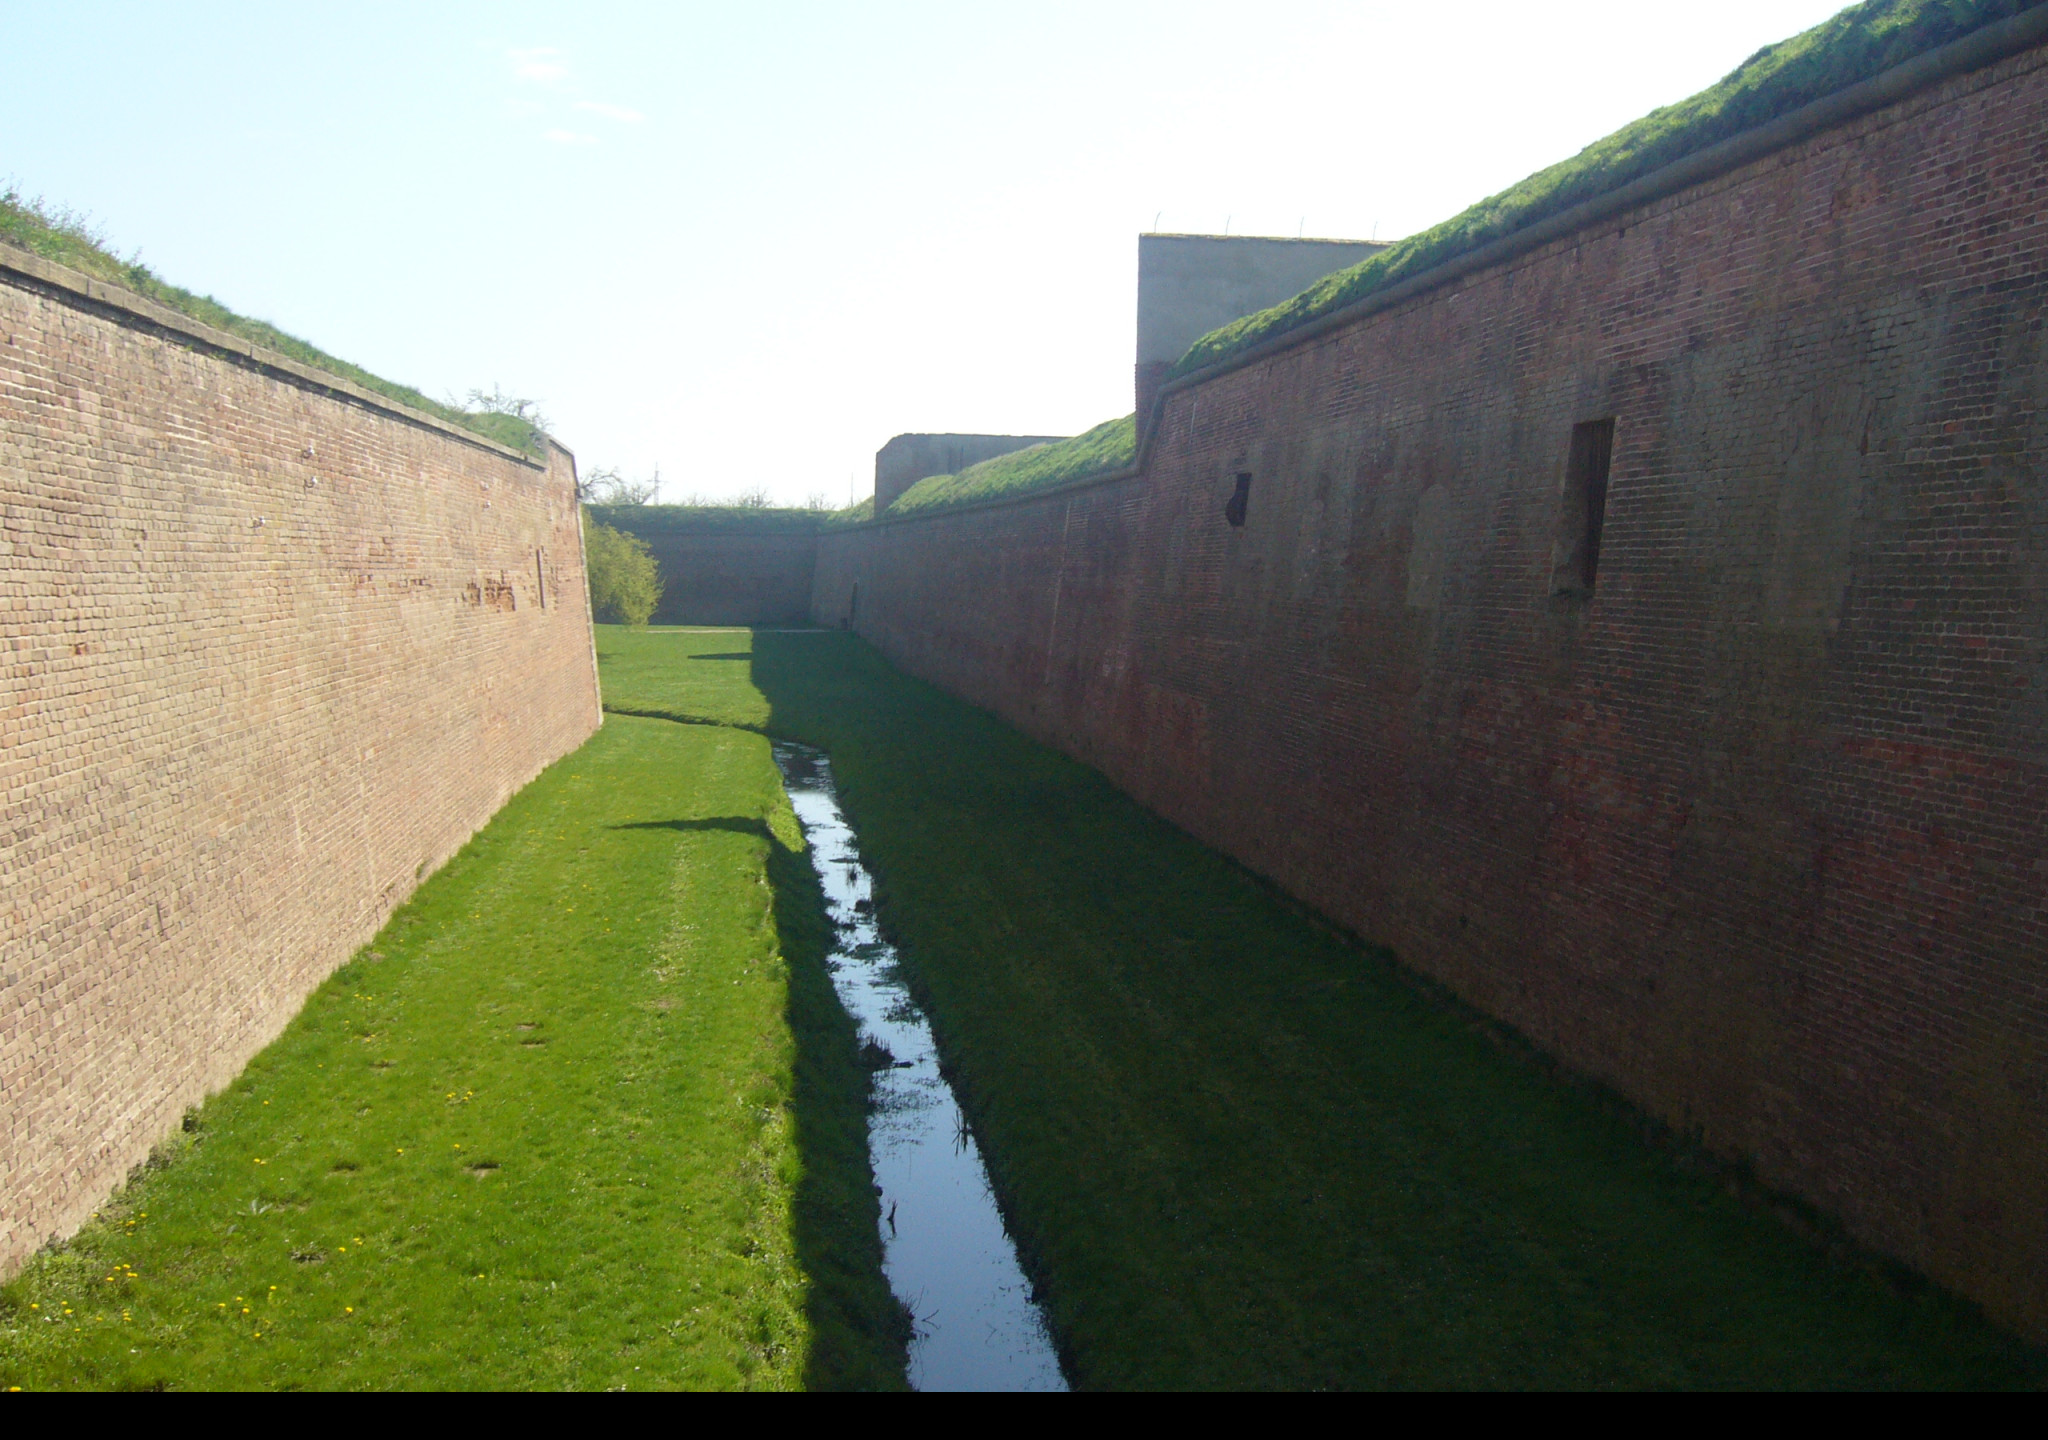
[773,741,1067,1393]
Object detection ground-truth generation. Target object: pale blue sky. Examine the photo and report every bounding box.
[4,1,1850,504]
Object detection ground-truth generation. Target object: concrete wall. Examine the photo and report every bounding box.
[0,249,602,1274]
[874,433,1066,514]
[1135,233,1385,427]
[814,40,2048,1339]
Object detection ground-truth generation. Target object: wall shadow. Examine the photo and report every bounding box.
[610,817,770,838]
[737,626,2046,1391]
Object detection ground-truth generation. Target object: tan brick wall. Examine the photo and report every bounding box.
[0,254,602,1274]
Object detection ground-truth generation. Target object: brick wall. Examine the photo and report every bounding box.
[634,530,819,626]
[0,253,602,1274]
[815,42,2048,1338]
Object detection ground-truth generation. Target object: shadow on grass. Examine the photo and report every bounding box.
[603,705,767,735]
[608,799,911,1389]
[733,627,2046,1392]
[612,817,773,839]
[764,826,915,1389]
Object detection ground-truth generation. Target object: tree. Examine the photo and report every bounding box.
[464,385,549,430]
[578,464,660,506]
[583,520,662,625]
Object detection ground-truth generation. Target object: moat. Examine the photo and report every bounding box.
[774,740,1066,1392]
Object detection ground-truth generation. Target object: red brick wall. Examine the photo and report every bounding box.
[0,254,602,1274]
[815,43,2048,1337]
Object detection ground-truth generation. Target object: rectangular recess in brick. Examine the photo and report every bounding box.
[1551,418,1614,596]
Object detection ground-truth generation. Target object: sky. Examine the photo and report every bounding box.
[2,1,1855,506]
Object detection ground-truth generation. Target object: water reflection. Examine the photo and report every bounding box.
[773,741,1067,1393]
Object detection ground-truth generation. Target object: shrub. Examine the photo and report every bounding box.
[584,519,663,626]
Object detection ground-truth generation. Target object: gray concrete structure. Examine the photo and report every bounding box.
[875,433,1067,514]
[1135,233,1386,430]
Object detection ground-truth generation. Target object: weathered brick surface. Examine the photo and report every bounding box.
[0,262,601,1275]
[814,45,2048,1336]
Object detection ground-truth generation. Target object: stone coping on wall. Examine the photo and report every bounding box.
[834,3,2048,535]
[0,245,549,471]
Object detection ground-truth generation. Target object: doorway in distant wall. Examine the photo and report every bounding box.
[846,581,860,630]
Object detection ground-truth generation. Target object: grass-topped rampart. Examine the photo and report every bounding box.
[588,504,835,537]
[1171,0,2041,378]
[870,0,2039,528]
[885,416,1136,519]
[0,187,544,454]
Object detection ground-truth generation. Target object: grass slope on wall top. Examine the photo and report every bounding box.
[886,416,1136,519]
[0,188,544,455]
[589,504,835,537]
[1171,0,2043,379]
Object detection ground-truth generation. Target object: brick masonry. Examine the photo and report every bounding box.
[814,43,2048,1338]
[0,254,601,1275]
[634,530,819,626]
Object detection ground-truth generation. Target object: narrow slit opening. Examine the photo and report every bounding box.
[1551,419,1615,596]
[1225,472,1252,528]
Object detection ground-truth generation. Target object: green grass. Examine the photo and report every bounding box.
[885,416,1136,518]
[0,188,541,454]
[1172,0,2040,378]
[601,626,2045,1390]
[822,497,875,528]
[892,2,2037,523]
[0,713,906,1390]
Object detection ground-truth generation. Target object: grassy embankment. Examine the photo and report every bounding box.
[0,188,541,454]
[856,0,2037,525]
[0,714,906,1391]
[584,505,831,537]
[602,626,2045,1390]
[1177,0,2039,376]
[883,416,1137,517]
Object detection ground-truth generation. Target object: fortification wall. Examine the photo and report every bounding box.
[814,41,2048,1336]
[636,530,819,626]
[0,251,602,1274]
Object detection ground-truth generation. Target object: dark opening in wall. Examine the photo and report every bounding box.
[1551,419,1615,596]
[1225,472,1252,528]
[535,549,548,609]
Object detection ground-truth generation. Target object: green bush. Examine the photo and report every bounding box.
[583,519,663,626]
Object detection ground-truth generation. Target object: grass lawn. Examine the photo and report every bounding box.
[0,712,906,1390]
[602,625,2045,1390]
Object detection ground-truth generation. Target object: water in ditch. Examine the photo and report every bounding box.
[773,741,1067,1393]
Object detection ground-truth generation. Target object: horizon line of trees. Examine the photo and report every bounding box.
[578,463,834,513]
